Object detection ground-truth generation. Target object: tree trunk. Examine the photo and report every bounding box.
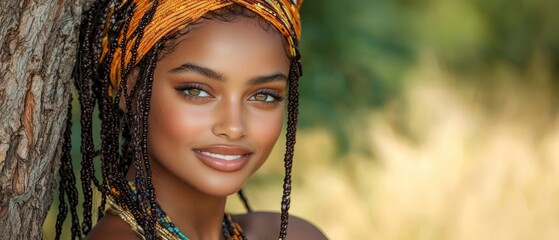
[0,1,83,239]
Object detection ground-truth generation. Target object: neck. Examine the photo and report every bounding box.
[126,162,228,240]
[155,177,227,240]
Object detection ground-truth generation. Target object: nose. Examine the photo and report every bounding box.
[211,98,246,141]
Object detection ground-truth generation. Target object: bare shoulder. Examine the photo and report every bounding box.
[86,213,139,240]
[232,211,328,240]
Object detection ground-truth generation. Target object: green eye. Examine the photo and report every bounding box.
[184,88,209,97]
[187,89,200,96]
[250,92,282,102]
[254,93,272,102]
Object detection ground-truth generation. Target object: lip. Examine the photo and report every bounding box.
[193,145,253,172]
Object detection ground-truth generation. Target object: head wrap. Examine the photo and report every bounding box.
[101,0,303,92]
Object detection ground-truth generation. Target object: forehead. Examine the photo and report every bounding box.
[157,17,291,75]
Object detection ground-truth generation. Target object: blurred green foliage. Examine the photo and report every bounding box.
[297,0,559,152]
[45,1,559,238]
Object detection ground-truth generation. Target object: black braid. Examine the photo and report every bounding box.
[115,1,161,238]
[131,45,161,239]
[54,174,66,240]
[76,0,103,236]
[97,1,144,230]
[120,46,155,233]
[237,189,253,212]
[279,50,302,240]
[143,49,160,238]
[55,94,81,240]
[54,0,151,238]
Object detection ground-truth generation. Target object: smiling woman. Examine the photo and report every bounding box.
[54,0,326,239]
[144,18,288,198]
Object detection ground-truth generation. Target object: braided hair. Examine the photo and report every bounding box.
[55,1,302,239]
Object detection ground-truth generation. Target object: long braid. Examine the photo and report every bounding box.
[79,0,108,232]
[91,0,123,233]
[118,46,154,234]
[55,95,81,240]
[72,1,97,235]
[55,0,105,238]
[237,189,253,212]
[143,49,161,238]
[132,45,161,239]
[54,169,67,240]
[279,51,302,240]
[109,1,161,238]
[67,96,81,240]
[54,0,152,238]
[100,1,146,231]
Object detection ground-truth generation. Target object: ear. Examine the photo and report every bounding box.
[119,67,140,110]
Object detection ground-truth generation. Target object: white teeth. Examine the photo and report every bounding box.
[198,151,243,161]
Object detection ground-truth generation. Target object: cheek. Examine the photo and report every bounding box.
[249,108,284,153]
[148,91,211,149]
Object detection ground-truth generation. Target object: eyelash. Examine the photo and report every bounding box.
[250,89,284,104]
[175,83,211,100]
[174,83,284,104]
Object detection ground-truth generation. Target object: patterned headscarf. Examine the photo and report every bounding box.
[101,0,303,91]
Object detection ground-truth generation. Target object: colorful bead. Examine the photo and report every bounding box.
[106,181,246,240]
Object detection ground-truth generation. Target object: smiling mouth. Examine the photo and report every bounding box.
[196,151,246,161]
[193,145,253,172]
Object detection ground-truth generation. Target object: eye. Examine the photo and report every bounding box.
[249,90,284,103]
[175,83,212,99]
[252,93,275,102]
[184,88,209,97]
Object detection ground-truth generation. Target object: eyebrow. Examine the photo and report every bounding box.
[170,63,287,84]
[249,73,288,85]
[170,63,224,81]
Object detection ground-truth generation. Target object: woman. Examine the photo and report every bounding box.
[55,0,326,239]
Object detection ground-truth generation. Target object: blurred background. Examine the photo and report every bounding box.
[44,0,559,239]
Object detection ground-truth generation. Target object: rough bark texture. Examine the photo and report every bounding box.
[0,0,82,239]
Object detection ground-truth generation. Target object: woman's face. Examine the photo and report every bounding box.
[146,17,290,197]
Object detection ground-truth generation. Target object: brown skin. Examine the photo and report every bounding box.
[88,16,326,240]
[89,212,327,240]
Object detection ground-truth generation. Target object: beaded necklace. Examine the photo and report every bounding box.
[106,181,247,240]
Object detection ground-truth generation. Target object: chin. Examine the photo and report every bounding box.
[201,183,245,198]
[189,172,251,198]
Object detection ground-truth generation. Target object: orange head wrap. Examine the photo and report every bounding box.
[101,0,303,93]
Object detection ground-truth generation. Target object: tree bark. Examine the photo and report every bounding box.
[0,1,83,239]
